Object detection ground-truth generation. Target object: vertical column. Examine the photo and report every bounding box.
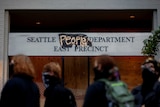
[0,9,5,94]
[157,9,160,28]
[155,9,160,61]
[152,10,158,30]
[4,10,9,85]
[0,10,9,94]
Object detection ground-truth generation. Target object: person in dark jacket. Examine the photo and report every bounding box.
[0,54,40,107]
[42,62,77,107]
[131,57,160,107]
[83,54,120,107]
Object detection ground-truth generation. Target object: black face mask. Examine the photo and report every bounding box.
[42,72,61,88]
[42,72,50,88]
[93,67,107,81]
[141,67,159,97]
[142,67,159,85]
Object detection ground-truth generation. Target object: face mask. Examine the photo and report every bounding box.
[42,72,61,88]
[93,67,104,80]
[42,72,51,88]
[142,67,159,84]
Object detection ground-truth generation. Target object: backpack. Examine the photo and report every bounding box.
[98,79,135,107]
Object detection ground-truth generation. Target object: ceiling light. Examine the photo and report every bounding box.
[130,15,135,19]
[36,21,41,25]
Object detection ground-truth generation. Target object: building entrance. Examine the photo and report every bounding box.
[8,10,153,107]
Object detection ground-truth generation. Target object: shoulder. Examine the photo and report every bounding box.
[4,77,24,87]
[154,81,160,89]
[131,85,142,94]
[56,85,74,96]
[86,81,106,94]
[91,80,105,87]
[45,84,68,95]
[1,77,26,94]
[83,81,107,107]
[153,81,160,95]
[5,76,38,90]
[8,74,33,83]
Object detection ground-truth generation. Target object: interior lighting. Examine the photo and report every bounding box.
[130,15,135,19]
[36,21,41,25]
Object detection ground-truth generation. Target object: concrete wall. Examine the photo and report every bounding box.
[0,9,5,92]
[0,0,160,10]
[0,0,160,92]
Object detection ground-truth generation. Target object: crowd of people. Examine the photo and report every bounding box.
[0,54,160,107]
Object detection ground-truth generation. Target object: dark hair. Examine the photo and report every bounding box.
[143,57,160,73]
[94,54,116,72]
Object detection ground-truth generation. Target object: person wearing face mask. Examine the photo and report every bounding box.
[42,62,77,107]
[131,57,160,107]
[83,54,122,107]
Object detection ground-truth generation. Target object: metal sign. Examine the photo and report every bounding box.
[8,33,151,56]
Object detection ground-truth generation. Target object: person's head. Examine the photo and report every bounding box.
[42,62,62,87]
[142,57,160,75]
[43,62,62,79]
[9,54,35,78]
[141,57,160,84]
[93,54,119,81]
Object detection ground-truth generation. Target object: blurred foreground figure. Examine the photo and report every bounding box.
[131,57,160,107]
[42,62,77,107]
[0,54,40,107]
[83,54,134,107]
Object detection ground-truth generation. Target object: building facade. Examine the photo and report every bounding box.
[0,1,160,106]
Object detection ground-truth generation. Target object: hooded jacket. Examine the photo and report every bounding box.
[0,74,40,107]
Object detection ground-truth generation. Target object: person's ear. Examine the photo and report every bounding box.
[97,64,102,72]
[94,60,98,67]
